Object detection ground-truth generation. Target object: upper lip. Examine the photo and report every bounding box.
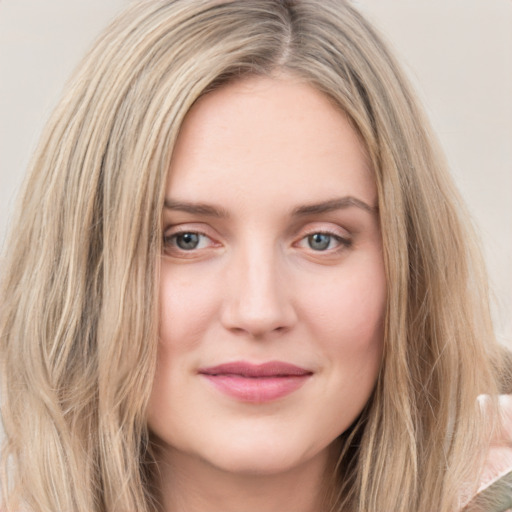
[198,361,313,378]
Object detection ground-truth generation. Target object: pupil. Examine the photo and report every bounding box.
[177,233,199,250]
[308,233,330,251]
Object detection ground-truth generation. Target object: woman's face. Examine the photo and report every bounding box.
[148,76,386,476]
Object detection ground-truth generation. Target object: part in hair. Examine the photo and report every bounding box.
[1,1,508,511]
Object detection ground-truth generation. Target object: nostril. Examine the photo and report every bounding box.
[219,256,298,336]
[227,324,289,338]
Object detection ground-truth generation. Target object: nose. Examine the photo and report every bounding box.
[220,243,297,338]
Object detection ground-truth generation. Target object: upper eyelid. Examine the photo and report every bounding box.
[295,231,351,247]
[163,223,216,239]
[163,223,216,236]
[162,231,219,256]
[293,223,353,249]
[163,229,216,243]
[163,223,351,239]
[296,222,351,238]
[163,216,354,236]
[300,226,347,235]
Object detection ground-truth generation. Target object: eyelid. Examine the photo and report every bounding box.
[297,222,351,240]
[163,222,218,238]
[162,222,353,257]
[162,224,221,256]
[293,223,353,251]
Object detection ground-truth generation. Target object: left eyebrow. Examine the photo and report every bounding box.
[291,196,377,216]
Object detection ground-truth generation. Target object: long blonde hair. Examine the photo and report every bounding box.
[1,1,508,511]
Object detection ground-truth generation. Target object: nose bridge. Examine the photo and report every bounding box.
[222,235,295,336]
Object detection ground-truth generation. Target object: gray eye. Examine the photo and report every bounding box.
[307,233,331,251]
[176,232,200,250]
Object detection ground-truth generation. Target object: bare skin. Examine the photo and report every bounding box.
[149,74,386,512]
[153,442,333,512]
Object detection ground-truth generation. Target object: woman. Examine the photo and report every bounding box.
[0,1,510,511]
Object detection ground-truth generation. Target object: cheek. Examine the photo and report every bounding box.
[303,257,385,430]
[159,263,219,351]
[299,252,386,425]
[149,264,219,441]
[302,256,386,348]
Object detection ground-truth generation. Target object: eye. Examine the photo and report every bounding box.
[163,230,216,254]
[296,231,352,252]
[175,232,201,250]
[307,233,333,251]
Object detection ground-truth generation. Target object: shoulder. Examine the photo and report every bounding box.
[463,395,512,511]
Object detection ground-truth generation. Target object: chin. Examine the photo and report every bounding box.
[193,433,330,477]
[208,452,297,475]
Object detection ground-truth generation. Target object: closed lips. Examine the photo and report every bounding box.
[198,361,313,378]
[198,361,313,403]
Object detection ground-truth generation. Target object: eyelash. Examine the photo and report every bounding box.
[162,226,353,258]
[163,229,216,254]
[296,230,352,252]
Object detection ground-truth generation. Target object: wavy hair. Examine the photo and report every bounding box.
[1,1,509,511]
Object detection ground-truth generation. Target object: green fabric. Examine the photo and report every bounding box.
[464,470,512,511]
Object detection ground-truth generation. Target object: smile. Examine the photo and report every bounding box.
[198,361,313,403]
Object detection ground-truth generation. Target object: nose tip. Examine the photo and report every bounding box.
[220,256,296,338]
[222,298,294,337]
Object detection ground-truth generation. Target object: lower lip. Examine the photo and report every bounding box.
[201,374,311,403]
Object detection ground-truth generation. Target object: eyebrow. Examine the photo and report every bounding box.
[163,195,377,218]
[163,199,230,218]
[291,196,377,216]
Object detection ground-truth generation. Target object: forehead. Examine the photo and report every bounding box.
[167,75,375,207]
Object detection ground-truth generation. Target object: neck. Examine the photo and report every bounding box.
[153,446,336,512]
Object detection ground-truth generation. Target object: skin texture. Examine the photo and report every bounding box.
[148,75,387,512]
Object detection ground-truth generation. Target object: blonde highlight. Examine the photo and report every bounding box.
[1,1,508,511]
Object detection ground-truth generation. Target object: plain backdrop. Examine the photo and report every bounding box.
[1,0,511,343]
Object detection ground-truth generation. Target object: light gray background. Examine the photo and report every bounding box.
[1,0,511,343]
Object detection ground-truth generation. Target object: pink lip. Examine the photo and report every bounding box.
[198,361,313,403]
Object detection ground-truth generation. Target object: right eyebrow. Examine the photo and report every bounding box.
[291,196,377,216]
[163,199,230,218]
